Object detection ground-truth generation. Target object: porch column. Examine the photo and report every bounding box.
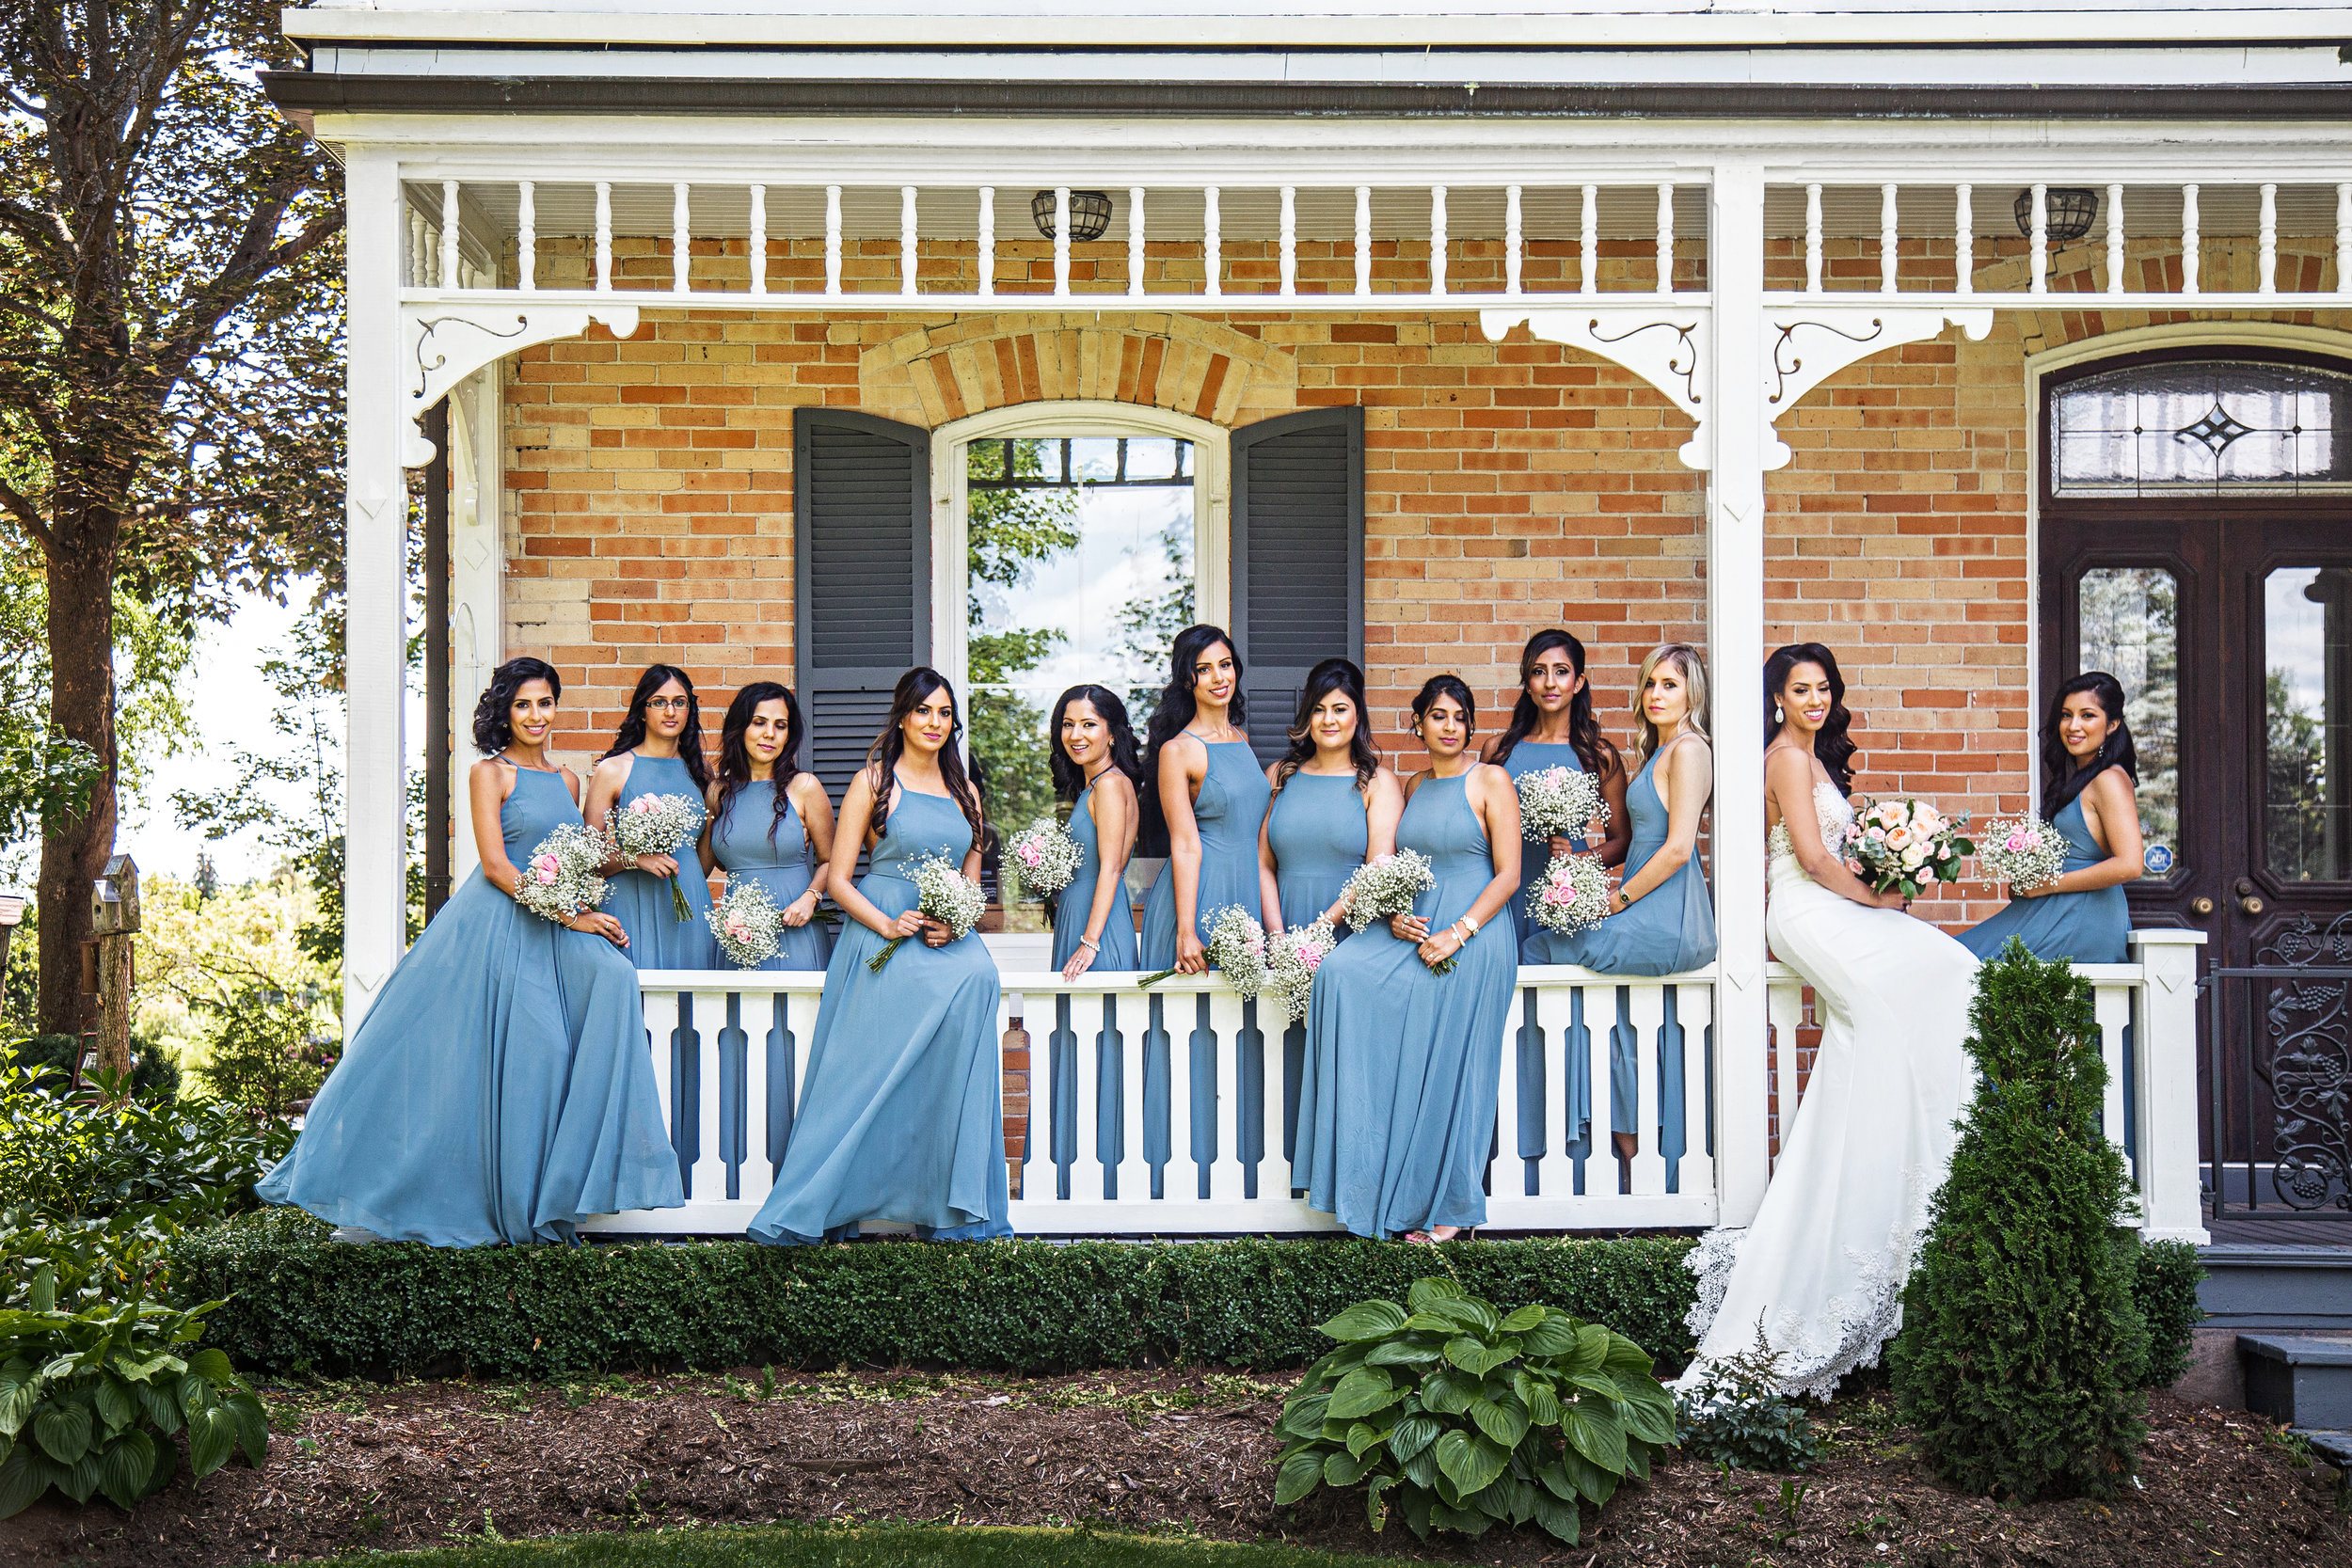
[343,149,411,1025]
[1707,163,1772,1227]
[447,367,505,885]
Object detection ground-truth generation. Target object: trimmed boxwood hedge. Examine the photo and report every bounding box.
[167,1212,1702,1380]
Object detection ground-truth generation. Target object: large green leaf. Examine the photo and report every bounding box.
[1443,1336,1488,1374]
[224,1391,270,1465]
[132,1378,182,1436]
[1518,1313,1581,1358]
[1560,1447,1621,1506]
[1562,1404,1628,1474]
[32,1401,90,1465]
[1363,1472,1398,1532]
[1320,1301,1408,1342]
[1501,1304,1547,1333]
[1344,1421,1386,1459]
[95,1431,156,1513]
[92,1377,135,1436]
[1516,1372,1563,1427]
[1569,1323,1612,1373]
[183,1348,237,1387]
[1621,1392,1676,1448]
[27,1268,55,1316]
[56,1450,101,1505]
[1364,1338,1441,1369]
[1400,1445,1440,1491]
[1470,1393,1530,1448]
[1323,1449,1371,1488]
[1533,1490,1583,1544]
[1387,1413,1442,1462]
[0,1380,32,1439]
[1431,1429,1508,1495]
[1274,1449,1327,1506]
[1406,1277,1465,1310]
[186,1405,234,1479]
[0,1450,46,1519]
[1422,1298,1502,1337]
[1279,1390,1331,1439]
[1419,1368,1475,1416]
[1327,1367,1405,1420]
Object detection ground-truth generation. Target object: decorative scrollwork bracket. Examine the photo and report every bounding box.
[400,302,642,467]
[1761,306,1993,469]
[1482,307,1711,472]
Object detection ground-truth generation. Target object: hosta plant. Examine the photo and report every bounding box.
[1273,1276,1675,1544]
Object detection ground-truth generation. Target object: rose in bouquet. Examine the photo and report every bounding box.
[1978,815,2068,895]
[1849,796,1975,899]
[514,822,613,925]
[707,874,784,969]
[868,854,987,972]
[1340,849,1437,933]
[1004,816,1082,899]
[1516,765,1609,846]
[1526,850,1612,938]
[1136,901,1268,991]
[1263,919,1337,1027]
[612,792,707,920]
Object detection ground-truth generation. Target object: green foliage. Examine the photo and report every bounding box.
[2132,1239,2206,1391]
[1,1034,178,1099]
[1672,1332,1819,1473]
[168,1215,1700,1380]
[1890,940,2151,1501]
[0,1064,293,1223]
[189,986,335,1117]
[1270,1276,1674,1545]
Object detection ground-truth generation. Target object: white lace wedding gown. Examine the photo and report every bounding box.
[1678,782,1979,1399]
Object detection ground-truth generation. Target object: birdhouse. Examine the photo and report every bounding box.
[90,855,141,936]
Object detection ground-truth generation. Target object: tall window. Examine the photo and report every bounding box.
[2052,359,2352,494]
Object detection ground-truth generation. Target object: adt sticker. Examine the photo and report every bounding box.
[2144,845,2175,875]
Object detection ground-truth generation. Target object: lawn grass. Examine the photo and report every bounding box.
[301,1525,1388,1568]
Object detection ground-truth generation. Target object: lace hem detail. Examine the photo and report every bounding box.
[1683,1225,1744,1343]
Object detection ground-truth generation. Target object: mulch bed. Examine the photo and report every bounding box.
[3,1368,2344,1567]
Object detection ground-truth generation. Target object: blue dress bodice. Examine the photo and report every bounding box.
[502,766,585,851]
[869,787,976,888]
[1052,782,1143,971]
[1401,771,1497,930]
[710,781,813,872]
[1267,771,1369,929]
[617,752,704,817]
[1193,741,1274,861]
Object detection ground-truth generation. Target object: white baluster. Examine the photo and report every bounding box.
[1627,984,1668,1196]
[1279,185,1296,297]
[1116,1001,1150,1201]
[2104,182,2125,299]
[995,991,1022,1201]
[644,990,679,1147]
[1127,185,1146,300]
[900,184,919,298]
[1428,184,1447,296]
[2029,182,2048,295]
[2180,183,2200,295]
[1053,185,1071,298]
[1168,995,1198,1200]
[1580,983,1611,1184]
[741,990,774,1203]
[1493,990,1523,1199]
[691,988,727,1200]
[1504,183,1522,297]
[2260,182,2279,295]
[595,182,612,293]
[1533,984,1578,1197]
[1259,1002,1292,1199]
[1879,182,1898,296]
[1354,185,1372,297]
[746,183,767,295]
[1073,990,1105,1202]
[2096,982,2134,1178]
[1766,975,1804,1169]
[439,180,460,289]
[824,184,843,295]
[1674,981,1717,1202]
[1804,182,1823,293]
[977,186,995,298]
[516,181,535,292]
[1580,182,1597,294]
[405,206,423,289]
[1202,186,1221,298]
[1954,183,1973,295]
[1655,182,1674,294]
[2339,183,2352,294]
[672,182,691,294]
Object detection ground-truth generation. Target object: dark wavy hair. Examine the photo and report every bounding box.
[1764,641,1858,797]
[866,667,987,846]
[2043,672,2139,814]
[599,663,711,793]
[1275,657,1378,792]
[1490,628,1618,778]
[1139,625,1246,851]
[471,657,563,754]
[713,682,806,847]
[1049,685,1144,803]
[1409,673,1478,735]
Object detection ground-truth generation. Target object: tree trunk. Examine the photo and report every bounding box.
[37,526,119,1039]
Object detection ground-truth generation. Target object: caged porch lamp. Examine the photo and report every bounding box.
[2014,186,2101,245]
[1032,189,1114,242]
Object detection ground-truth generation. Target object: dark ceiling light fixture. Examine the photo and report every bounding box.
[1032,189,1114,242]
[2013,186,2100,245]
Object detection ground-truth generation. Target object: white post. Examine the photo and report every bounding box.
[1504,184,1522,297]
[748,183,767,295]
[1804,182,1822,294]
[342,150,412,1025]
[1202,186,1221,298]
[824,185,843,295]
[1954,182,1973,295]
[2338,183,2352,293]
[595,182,612,292]
[1354,185,1372,298]
[672,182,691,294]
[1879,182,1898,295]
[2259,182,2278,295]
[2130,930,2211,1244]
[1579,183,1597,294]
[2105,183,2125,299]
[2180,184,2200,295]
[903,184,921,298]
[978,186,995,298]
[2029,182,2048,295]
[1128,185,1147,300]
[439,180,459,288]
[1428,184,1448,296]
[446,369,503,884]
[1708,162,1772,1227]
[1279,185,1297,296]
[1655,182,1675,294]
[517,181,535,293]
[1053,186,1071,298]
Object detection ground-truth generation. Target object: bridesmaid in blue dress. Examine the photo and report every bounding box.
[700,681,835,973]
[1963,672,2143,964]
[1295,675,1524,1241]
[1528,643,1718,1190]
[585,664,719,970]
[747,668,1011,1244]
[258,657,683,1245]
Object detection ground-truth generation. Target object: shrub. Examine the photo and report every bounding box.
[1673,1331,1819,1473]
[190,989,334,1117]
[169,1214,1701,1379]
[0,1064,293,1222]
[1271,1276,1675,1544]
[1,1035,177,1099]
[2132,1238,2205,1390]
[1889,940,2150,1501]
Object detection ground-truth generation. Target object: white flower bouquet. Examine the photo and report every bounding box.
[1263,919,1337,1027]
[1136,901,1268,991]
[867,854,987,972]
[1004,816,1083,899]
[514,823,613,925]
[1340,849,1436,933]
[707,874,783,969]
[1979,815,2068,895]
[1848,797,1975,900]
[612,791,707,920]
[1516,765,1609,845]
[1526,851,1613,938]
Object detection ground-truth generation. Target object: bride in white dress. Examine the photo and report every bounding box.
[1679,643,1979,1399]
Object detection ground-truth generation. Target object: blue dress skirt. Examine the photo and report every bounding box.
[1500,741,1587,1179]
[1045,781,1142,1196]
[1295,772,1518,1237]
[1266,771,1371,1183]
[607,752,719,970]
[1524,748,1714,1190]
[709,780,833,973]
[257,768,684,1244]
[1140,740,1273,1195]
[747,788,1011,1244]
[1961,796,2130,964]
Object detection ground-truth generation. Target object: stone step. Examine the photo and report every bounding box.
[2239,1335,2352,1432]
[2198,1245,2352,1332]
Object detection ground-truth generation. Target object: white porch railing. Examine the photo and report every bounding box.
[581,929,2205,1242]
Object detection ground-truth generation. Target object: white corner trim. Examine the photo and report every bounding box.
[1762,305,1993,469]
[1484,305,1712,471]
[402,301,641,466]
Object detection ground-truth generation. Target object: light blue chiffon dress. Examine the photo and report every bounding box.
[747,787,1011,1244]
[708,781,833,973]
[1265,770,1372,1188]
[257,768,684,1244]
[1499,740,1587,1187]
[1140,739,1273,1196]
[1295,771,1518,1238]
[1045,780,1141,1198]
[606,752,719,970]
[1051,782,1142,973]
[1499,740,1588,948]
[1961,795,2130,964]
[1523,746,1715,1190]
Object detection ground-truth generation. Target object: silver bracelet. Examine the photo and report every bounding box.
[1078,936,1101,952]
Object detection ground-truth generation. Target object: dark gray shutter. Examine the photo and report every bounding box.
[793,408,930,801]
[1231,406,1364,769]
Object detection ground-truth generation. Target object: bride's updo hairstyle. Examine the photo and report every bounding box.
[1763,641,1857,797]
[1409,673,1478,736]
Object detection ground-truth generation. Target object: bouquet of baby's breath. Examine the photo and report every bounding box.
[514,823,613,925]
[1205,905,1270,997]
[707,875,783,969]
[1979,815,2069,895]
[612,792,707,920]
[868,855,987,972]
[1517,765,1609,845]
[1526,851,1612,938]
[1004,816,1083,898]
[1263,920,1337,1027]
[1341,849,1436,933]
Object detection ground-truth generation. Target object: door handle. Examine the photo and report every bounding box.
[2189,895,2216,916]
[2240,895,2265,917]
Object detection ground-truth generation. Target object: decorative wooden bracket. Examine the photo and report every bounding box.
[1483,306,1711,471]
[400,303,642,467]
[1760,306,1993,468]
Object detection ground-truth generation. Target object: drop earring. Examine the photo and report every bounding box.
[1774,704,1785,724]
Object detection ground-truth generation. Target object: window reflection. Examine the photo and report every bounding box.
[2053,360,2352,494]
[2265,567,2352,881]
[2078,567,2180,865]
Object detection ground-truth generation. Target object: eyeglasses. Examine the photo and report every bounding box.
[646,697,691,714]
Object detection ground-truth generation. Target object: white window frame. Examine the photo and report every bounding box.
[928,400,1230,703]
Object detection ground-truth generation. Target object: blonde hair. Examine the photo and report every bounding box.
[1633,642,1710,763]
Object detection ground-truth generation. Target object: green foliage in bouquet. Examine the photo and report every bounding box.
[1889,938,2150,1501]
[1271,1276,1675,1544]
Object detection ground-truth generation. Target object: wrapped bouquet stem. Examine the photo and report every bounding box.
[869,855,987,973]
[612,792,707,921]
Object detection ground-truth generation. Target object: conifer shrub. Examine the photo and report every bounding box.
[1889,939,2150,1500]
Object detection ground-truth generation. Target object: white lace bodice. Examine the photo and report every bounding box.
[1766,781,1853,870]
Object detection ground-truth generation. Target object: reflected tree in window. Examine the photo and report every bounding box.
[966,439,1078,841]
[2079,567,2180,863]
[2265,567,2352,881]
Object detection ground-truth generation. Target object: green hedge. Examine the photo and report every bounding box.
[167,1212,1701,1380]
[2133,1237,2206,1390]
